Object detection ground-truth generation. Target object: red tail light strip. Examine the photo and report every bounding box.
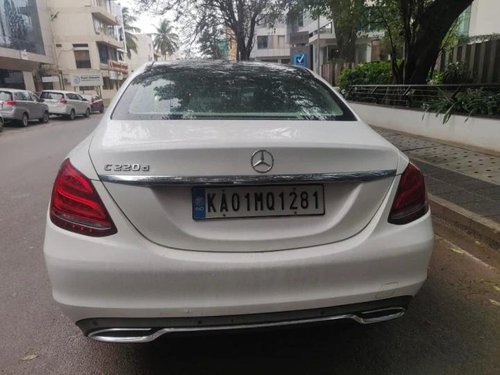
[388,162,429,225]
[50,159,117,236]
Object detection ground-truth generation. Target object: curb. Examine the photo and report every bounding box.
[429,194,500,251]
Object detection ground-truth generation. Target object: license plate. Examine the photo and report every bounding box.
[192,185,325,220]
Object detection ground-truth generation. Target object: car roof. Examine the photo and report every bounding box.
[0,88,29,92]
[143,60,306,74]
[41,90,78,94]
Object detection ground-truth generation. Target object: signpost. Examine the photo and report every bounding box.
[70,73,103,87]
[292,52,307,67]
[290,31,310,69]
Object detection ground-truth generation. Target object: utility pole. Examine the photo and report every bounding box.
[316,16,321,74]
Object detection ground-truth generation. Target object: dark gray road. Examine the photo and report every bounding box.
[0,116,499,374]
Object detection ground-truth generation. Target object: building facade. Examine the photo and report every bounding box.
[250,19,290,64]
[250,11,381,72]
[0,0,55,91]
[48,0,127,101]
[126,33,157,73]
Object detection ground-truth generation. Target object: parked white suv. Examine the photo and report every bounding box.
[40,90,91,120]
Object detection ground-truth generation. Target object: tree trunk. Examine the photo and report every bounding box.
[335,27,356,62]
[402,0,473,84]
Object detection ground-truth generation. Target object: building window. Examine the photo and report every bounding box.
[98,43,109,64]
[0,69,25,89]
[74,50,91,69]
[457,6,472,36]
[257,36,268,49]
[298,12,304,27]
[277,35,285,48]
[103,77,113,90]
[320,22,333,34]
[109,48,118,61]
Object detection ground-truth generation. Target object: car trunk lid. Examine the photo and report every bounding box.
[90,120,400,252]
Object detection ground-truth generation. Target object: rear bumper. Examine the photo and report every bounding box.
[91,103,103,112]
[0,109,20,121]
[47,105,69,115]
[44,179,434,327]
[79,296,411,343]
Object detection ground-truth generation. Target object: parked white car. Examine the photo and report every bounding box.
[44,61,433,343]
[40,90,91,120]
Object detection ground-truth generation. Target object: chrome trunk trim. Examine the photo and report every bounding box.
[99,169,397,187]
[88,307,405,343]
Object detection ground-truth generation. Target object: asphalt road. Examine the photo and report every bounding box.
[0,116,499,374]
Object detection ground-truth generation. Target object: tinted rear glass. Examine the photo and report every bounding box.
[112,63,356,121]
[41,92,63,100]
[0,91,12,101]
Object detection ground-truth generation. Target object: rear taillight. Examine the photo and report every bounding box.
[4,100,16,106]
[58,98,67,104]
[50,159,117,236]
[388,162,428,225]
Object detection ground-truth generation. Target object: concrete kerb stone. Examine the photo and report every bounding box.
[429,194,500,251]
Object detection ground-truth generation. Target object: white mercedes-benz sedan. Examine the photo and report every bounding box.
[44,61,433,343]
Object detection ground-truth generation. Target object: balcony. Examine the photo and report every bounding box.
[89,0,118,26]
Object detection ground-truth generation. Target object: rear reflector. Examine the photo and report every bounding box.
[50,159,117,236]
[388,162,428,225]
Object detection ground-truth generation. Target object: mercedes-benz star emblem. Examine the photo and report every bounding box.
[251,149,274,174]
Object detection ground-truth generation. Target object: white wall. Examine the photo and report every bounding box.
[350,103,500,153]
[468,0,500,36]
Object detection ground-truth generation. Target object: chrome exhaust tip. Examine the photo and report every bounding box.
[354,307,406,324]
[89,328,159,343]
[87,307,406,343]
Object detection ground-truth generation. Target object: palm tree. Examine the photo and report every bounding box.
[122,7,141,58]
[153,19,179,60]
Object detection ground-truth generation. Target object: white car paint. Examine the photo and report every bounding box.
[43,62,433,342]
[41,90,91,118]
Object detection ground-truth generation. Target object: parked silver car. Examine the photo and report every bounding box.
[0,88,50,127]
[40,90,91,120]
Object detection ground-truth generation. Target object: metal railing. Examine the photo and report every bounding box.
[343,84,500,113]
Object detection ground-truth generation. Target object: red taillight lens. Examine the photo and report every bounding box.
[4,100,16,106]
[59,98,67,104]
[50,159,117,236]
[388,162,428,225]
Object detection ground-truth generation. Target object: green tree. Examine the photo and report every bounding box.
[289,0,365,63]
[396,0,473,83]
[137,0,281,61]
[122,7,141,58]
[153,19,179,59]
[199,25,226,59]
[292,0,473,84]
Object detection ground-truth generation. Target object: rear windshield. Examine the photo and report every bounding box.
[0,91,12,101]
[41,92,63,100]
[112,63,356,121]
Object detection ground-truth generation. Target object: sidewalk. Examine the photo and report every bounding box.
[373,127,500,249]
